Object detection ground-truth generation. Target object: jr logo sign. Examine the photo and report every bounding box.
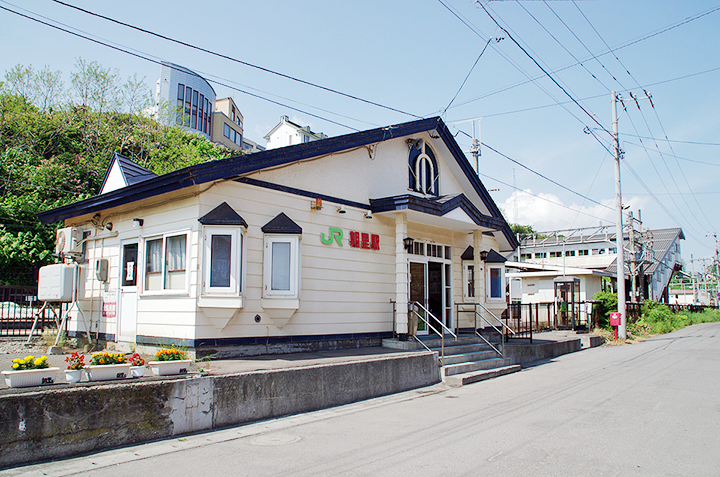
[321,227,344,246]
[320,227,380,251]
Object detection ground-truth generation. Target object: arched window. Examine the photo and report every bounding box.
[408,140,439,196]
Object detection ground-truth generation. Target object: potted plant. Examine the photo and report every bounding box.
[128,353,146,378]
[64,352,85,383]
[149,347,192,376]
[2,355,59,388]
[84,351,131,381]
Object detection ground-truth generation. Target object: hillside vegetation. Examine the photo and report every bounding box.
[0,60,232,285]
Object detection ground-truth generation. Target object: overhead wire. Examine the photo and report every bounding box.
[49,0,422,120]
[480,142,612,210]
[518,1,611,92]
[448,3,720,112]
[441,35,494,116]
[436,0,607,135]
[476,1,614,137]
[574,0,716,231]
[0,3,363,132]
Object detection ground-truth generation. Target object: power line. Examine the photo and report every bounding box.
[436,0,606,134]
[518,1,611,92]
[0,3,362,132]
[449,4,720,111]
[479,172,610,223]
[575,2,716,232]
[481,142,612,210]
[623,142,720,166]
[50,0,422,120]
[441,36,494,116]
[477,1,613,138]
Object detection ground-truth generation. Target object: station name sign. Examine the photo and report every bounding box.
[321,227,380,251]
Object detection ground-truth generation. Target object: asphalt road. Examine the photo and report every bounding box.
[4,323,720,477]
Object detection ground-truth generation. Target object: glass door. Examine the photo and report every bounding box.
[409,262,427,334]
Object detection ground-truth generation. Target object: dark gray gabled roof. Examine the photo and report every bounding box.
[37,117,517,250]
[99,153,157,193]
[261,213,302,234]
[198,202,247,227]
[459,246,506,263]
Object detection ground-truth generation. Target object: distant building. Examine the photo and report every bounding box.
[153,62,262,153]
[264,115,327,150]
[512,227,684,303]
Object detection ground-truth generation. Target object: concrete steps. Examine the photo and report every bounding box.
[427,336,521,387]
[444,365,521,387]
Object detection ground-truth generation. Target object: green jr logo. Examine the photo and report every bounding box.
[321,227,344,246]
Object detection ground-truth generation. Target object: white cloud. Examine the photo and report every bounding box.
[500,189,648,232]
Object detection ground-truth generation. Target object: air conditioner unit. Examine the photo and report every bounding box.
[56,227,81,255]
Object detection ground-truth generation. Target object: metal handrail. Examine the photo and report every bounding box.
[412,301,457,339]
[409,301,456,366]
[455,302,515,357]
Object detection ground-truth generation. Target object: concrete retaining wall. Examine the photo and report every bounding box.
[0,352,439,469]
[504,338,582,365]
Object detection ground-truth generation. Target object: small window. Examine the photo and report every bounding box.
[224,123,231,139]
[463,263,475,301]
[535,252,547,259]
[578,250,589,256]
[565,250,575,257]
[550,251,562,258]
[487,265,504,301]
[144,233,188,292]
[520,253,532,261]
[598,249,606,255]
[264,236,299,298]
[609,248,616,254]
[204,228,242,294]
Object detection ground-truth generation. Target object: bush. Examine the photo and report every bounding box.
[592,291,617,328]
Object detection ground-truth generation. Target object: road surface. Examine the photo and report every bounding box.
[4,323,720,476]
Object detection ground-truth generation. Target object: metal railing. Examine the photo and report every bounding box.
[0,286,61,338]
[409,301,457,366]
[455,302,515,357]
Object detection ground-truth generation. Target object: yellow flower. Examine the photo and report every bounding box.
[12,363,19,369]
[33,358,43,366]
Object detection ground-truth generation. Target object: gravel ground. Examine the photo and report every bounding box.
[0,337,49,355]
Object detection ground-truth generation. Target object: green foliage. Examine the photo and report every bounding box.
[0,60,233,285]
[592,290,617,327]
[628,301,720,337]
[511,224,535,235]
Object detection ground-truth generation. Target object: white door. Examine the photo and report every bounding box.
[118,241,138,342]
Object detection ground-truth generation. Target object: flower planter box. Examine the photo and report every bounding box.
[130,366,145,378]
[149,359,192,376]
[83,363,131,381]
[65,369,82,383]
[2,368,60,388]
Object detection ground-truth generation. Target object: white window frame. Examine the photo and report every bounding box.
[486,264,505,302]
[202,227,243,296]
[263,235,300,298]
[463,262,475,302]
[142,231,190,295]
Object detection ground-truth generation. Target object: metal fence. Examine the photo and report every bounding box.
[0,286,61,337]
[505,301,603,336]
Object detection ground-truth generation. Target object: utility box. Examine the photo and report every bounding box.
[95,258,109,282]
[38,264,74,302]
[609,312,622,327]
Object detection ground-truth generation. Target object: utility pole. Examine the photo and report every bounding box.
[612,92,627,339]
[628,211,636,303]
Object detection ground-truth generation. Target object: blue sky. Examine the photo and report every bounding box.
[1,0,719,265]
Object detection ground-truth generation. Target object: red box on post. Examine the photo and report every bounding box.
[609,312,621,327]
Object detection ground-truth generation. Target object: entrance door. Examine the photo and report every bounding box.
[118,241,138,342]
[409,261,447,335]
[409,262,427,334]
